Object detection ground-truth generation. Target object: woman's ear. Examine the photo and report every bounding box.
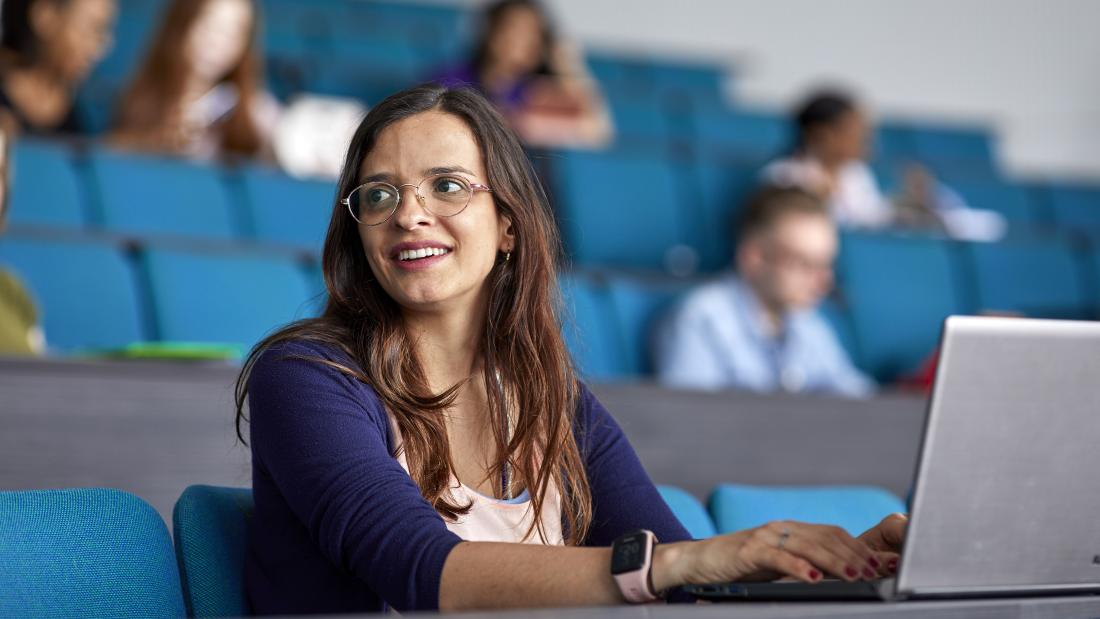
[499,214,516,252]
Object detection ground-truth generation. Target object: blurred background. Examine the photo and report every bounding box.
[1,0,1098,523]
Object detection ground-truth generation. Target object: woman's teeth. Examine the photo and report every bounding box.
[398,247,450,261]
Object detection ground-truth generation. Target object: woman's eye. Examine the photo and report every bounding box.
[434,178,465,194]
[367,188,394,205]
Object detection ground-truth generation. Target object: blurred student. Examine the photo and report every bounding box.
[762,90,894,229]
[435,0,612,149]
[0,0,116,135]
[110,0,278,161]
[0,111,46,355]
[655,187,873,398]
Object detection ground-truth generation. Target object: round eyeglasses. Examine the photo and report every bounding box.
[341,173,493,226]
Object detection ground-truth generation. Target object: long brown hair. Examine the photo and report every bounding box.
[234,84,592,544]
[113,0,264,156]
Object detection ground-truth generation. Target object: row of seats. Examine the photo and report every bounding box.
[10,139,335,251]
[16,137,1100,279]
[0,483,904,617]
[564,231,1100,382]
[2,227,1096,380]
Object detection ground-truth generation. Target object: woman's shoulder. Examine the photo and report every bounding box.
[249,337,375,401]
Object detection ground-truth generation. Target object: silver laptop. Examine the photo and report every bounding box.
[688,316,1100,601]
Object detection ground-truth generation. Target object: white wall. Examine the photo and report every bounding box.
[541,0,1100,180]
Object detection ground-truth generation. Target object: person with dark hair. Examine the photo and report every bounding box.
[109,0,278,160]
[762,90,894,228]
[434,0,611,148]
[655,186,873,397]
[0,110,46,355]
[236,85,901,614]
[0,0,116,135]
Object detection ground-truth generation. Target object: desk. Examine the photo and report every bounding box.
[1,356,927,523]
[293,596,1100,619]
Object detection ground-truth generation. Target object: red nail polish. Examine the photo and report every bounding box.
[809,569,822,581]
[868,557,881,569]
[845,566,858,578]
[863,567,876,579]
[888,559,898,571]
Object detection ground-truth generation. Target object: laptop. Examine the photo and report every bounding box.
[687,316,1100,601]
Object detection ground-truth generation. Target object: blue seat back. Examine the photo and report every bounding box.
[837,233,967,380]
[606,275,693,376]
[559,273,627,381]
[173,485,254,618]
[0,236,144,351]
[239,166,336,251]
[8,139,85,229]
[707,484,905,537]
[691,106,790,162]
[691,160,761,270]
[552,150,688,271]
[967,237,1088,318]
[141,247,313,353]
[951,179,1039,224]
[1046,184,1100,231]
[0,488,186,619]
[908,125,997,176]
[656,485,717,539]
[90,150,238,239]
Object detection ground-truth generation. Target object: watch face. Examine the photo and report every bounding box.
[611,533,645,575]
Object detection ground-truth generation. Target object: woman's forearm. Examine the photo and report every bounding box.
[438,540,698,611]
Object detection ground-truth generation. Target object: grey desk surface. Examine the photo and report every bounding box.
[279,595,1100,619]
[1,356,927,524]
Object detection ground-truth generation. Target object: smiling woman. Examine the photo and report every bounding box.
[232,84,905,615]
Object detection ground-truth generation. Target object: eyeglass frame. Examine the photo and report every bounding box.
[340,173,493,226]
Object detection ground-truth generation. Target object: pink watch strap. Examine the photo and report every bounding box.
[613,530,660,603]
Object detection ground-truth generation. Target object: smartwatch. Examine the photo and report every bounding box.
[610,529,662,603]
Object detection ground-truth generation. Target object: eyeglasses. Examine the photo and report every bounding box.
[341,173,493,226]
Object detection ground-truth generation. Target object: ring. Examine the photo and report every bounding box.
[777,527,791,551]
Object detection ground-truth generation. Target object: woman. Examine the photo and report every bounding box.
[110,0,278,160]
[435,0,612,149]
[236,85,904,614]
[0,0,116,135]
[762,90,894,229]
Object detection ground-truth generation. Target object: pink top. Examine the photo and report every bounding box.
[387,414,564,545]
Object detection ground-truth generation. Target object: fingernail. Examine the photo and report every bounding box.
[863,567,876,579]
[845,566,858,579]
[808,569,822,581]
[888,559,898,571]
[868,557,881,569]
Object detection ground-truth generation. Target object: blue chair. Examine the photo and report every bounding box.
[0,488,186,618]
[836,232,968,381]
[603,89,675,146]
[707,484,906,538]
[239,166,336,251]
[691,160,761,271]
[907,124,997,176]
[7,138,85,229]
[89,149,238,239]
[552,149,691,272]
[656,485,717,539]
[950,179,1040,224]
[818,298,862,369]
[967,237,1088,319]
[559,272,628,381]
[691,105,791,163]
[0,236,144,351]
[141,247,314,353]
[1045,183,1100,231]
[606,275,693,376]
[873,124,916,166]
[173,485,254,618]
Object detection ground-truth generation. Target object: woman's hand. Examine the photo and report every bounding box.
[857,512,908,576]
[652,520,890,592]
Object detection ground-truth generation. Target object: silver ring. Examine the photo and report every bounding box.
[777,527,791,551]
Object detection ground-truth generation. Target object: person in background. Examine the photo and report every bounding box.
[435,0,612,149]
[762,90,894,229]
[0,0,116,135]
[0,110,46,355]
[110,0,279,161]
[655,186,874,398]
